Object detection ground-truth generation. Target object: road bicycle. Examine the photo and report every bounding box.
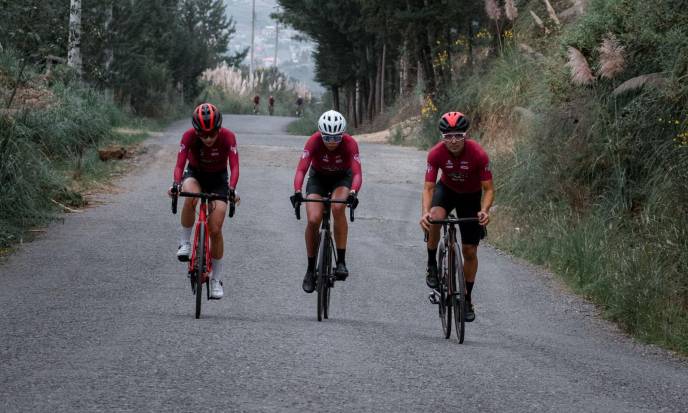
[172,187,235,319]
[426,215,479,343]
[292,195,355,321]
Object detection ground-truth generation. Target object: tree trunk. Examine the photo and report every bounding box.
[68,0,83,77]
[380,42,386,114]
[332,86,340,112]
[367,73,375,122]
[104,2,114,83]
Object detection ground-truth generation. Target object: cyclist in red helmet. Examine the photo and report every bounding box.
[168,102,240,300]
[419,111,494,322]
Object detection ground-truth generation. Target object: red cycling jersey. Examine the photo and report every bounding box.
[173,128,239,188]
[425,139,492,193]
[294,132,362,192]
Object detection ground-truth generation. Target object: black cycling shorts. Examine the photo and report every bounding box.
[431,182,486,245]
[182,167,229,202]
[305,169,353,197]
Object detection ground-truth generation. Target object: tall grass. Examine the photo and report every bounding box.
[415,1,688,353]
[0,50,148,249]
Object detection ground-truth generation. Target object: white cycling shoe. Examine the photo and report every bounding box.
[210,279,224,299]
[177,242,191,262]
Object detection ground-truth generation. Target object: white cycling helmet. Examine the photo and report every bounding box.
[317,110,347,136]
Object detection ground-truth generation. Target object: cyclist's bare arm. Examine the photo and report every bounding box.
[420,181,436,231]
[479,179,495,225]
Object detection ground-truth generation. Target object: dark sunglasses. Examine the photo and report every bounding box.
[198,131,218,140]
[321,133,343,143]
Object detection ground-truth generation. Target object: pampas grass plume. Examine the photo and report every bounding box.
[543,0,561,26]
[566,46,595,86]
[485,0,502,21]
[598,33,626,79]
[506,0,518,21]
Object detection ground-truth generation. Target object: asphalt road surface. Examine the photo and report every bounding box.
[1,115,686,412]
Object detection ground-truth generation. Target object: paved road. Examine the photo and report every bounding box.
[1,115,686,412]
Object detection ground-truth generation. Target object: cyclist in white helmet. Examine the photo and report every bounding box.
[291,110,363,293]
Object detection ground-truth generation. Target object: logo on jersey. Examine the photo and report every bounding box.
[445,160,454,169]
[353,154,361,164]
[426,164,433,174]
[484,162,491,172]
[301,150,310,159]
[230,146,237,154]
[322,154,329,163]
[179,143,186,153]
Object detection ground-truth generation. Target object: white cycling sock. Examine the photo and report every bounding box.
[212,257,223,281]
[179,225,193,246]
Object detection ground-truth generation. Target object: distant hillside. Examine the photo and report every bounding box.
[224,0,323,94]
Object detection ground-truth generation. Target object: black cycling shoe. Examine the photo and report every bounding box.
[334,262,349,280]
[464,299,476,322]
[425,264,439,289]
[302,270,316,293]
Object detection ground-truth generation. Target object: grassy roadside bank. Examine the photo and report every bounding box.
[0,51,171,253]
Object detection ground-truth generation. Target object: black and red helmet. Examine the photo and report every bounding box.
[438,111,469,133]
[192,103,223,133]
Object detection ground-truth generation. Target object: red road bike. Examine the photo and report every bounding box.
[172,188,235,319]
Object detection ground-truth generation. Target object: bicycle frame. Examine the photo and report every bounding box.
[189,198,212,286]
[172,189,236,318]
[293,195,355,321]
[426,215,479,342]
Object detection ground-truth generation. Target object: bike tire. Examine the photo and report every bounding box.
[316,231,328,322]
[323,239,334,319]
[195,225,205,319]
[438,243,451,339]
[452,242,466,343]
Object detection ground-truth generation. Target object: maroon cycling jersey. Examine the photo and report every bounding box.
[173,128,239,188]
[294,132,362,192]
[425,139,492,193]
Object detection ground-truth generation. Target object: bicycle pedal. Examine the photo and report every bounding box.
[428,292,440,305]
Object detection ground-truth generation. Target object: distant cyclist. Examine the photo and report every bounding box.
[253,94,260,114]
[419,112,494,322]
[268,95,275,116]
[295,95,304,117]
[291,110,362,293]
[168,103,240,299]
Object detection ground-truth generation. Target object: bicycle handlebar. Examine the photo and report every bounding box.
[423,217,480,242]
[171,190,237,217]
[292,197,356,222]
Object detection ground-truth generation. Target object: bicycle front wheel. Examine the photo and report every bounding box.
[316,231,329,322]
[438,242,451,339]
[452,243,466,343]
[195,225,205,319]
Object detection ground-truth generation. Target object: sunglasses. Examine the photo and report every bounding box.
[321,133,343,143]
[441,132,467,142]
[198,131,218,140]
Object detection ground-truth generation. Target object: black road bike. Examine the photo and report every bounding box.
[293,195,355,321]
[426,215,479,343]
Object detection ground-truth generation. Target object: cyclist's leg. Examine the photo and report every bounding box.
[456,191,483,287]
[177,174,201,260]
[305,194,324,257]
[208,200,227,293]
[456,191,483,320]
[331,185,350,250]
[181,177,201,228]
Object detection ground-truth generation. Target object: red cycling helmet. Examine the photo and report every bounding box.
[192,103,223,133]
[438,111,469,133]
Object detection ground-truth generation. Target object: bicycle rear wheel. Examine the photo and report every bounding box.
[316,231,329,322]
[195,225,205,319]
[438,243,451,339]
[452,243,466,343]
